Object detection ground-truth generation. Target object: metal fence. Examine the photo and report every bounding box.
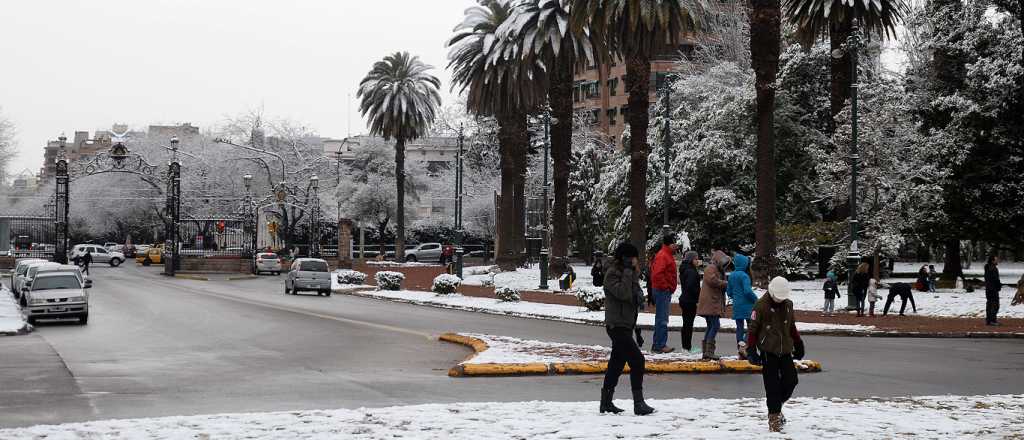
[177,217,254,257]
[1,216,56,259]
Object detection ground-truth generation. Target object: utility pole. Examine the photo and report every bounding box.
[841,26,862,309]
[539,113,551,290]
[455,125,465,279]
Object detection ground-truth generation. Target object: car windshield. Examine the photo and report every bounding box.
[299,261,328,272]
[32,275,81,290]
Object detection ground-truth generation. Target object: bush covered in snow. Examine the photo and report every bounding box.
[375,271,405,291]
[432,274,462,295]
[572,286,605,311]
[336,270,368,285]
[495,286,521,302]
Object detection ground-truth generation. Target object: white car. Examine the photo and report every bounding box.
[404,243,443,263]
[10,258,48,299]
[16,261,57,301]
[255,253,282,275]
[23,271,90,325]
[284,258,331,296]
[69,244,126,267]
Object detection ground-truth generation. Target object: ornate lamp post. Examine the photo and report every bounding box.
[309,175,320,258]
[833,26,862,308]
[455,125,465,279]
[243,174,257,271]
[539,113,551,290]
[164,137,181,275]
[661,75,674,236]
[54,134,69,264]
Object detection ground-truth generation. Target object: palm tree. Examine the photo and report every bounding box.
[783,0,909,118]
[447,0,548,269]
[750,0,783,282]
[357,52,441,262]
[499,0,596,273]
[571,0,704,251]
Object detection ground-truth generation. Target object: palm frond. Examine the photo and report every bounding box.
[357,51,442,142]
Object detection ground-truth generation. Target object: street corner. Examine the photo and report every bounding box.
[438,332,823,377]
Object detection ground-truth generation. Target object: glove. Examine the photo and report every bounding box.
[746,345,762,366]
[646,291,655,306]
[634,328,645,348]
[793,339,805,360]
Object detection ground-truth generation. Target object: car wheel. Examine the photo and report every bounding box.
[142,258,152,267]
[79,314,88,325]
[405,255,417,263]
[110,258,122,267]
[26,317,36,325]
[325,290,332,297]
[284,283,290,294]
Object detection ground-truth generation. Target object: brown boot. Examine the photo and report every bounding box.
[703,340,720,360]
[768,413,783,432]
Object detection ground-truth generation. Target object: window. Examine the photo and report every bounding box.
[608,78,619,96]
[422,244,440,250]
[590,109,600,123]
[299,260,328,272]
[32,275,81,291]
[607,108,618,126]
[94,248,108,254]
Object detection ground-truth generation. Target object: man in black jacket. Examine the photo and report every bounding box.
[678,251,701,352]
[985,256,1001,326]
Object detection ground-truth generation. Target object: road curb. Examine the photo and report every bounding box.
[341,290,1024,339]
[226,275,260,281]
[439,333,822,377]
[173,274,210,281]
[0,323,33,337]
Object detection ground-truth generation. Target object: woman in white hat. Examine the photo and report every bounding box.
[745,276,805,433]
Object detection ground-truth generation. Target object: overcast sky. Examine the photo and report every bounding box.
[0,0,473,176]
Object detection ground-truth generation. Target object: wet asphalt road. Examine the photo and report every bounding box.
[1,264,1022,428]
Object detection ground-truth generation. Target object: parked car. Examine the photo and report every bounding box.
[20,263,89,305]
[11,258,48,299]
[404,242,443,263]
[255,253,282,275]
[16,261,56,301]
[136,247,163,266]
[284,258,331,296]
[22,271,90,325]
[103,242,118,251]
[69,244,125,267]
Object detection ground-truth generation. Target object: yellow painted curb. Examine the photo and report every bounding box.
[439,333,824,377]
[174,274,209,281]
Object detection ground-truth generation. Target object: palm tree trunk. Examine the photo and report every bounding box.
[394,138,406,261]
[829,18,853,120]
[624,54,652,252]
[496,112,529,270]
[750,0,782,285]
[549,54,574,274]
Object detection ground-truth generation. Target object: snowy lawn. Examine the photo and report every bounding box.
[463,263,597,291]
[0,285,29,335]
[893,262,1023,283]
[785,281,1023,319]
[461,332,718,364]
[341,289,876,334]
[3,395,1022,439]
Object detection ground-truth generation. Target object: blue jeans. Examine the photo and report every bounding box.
[702,315,721,342]
[735,319,747,343]
[652,289,672,350]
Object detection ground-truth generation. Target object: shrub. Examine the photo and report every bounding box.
[432,274,462,295]
[572,286,605,311]
[495,286,521,302]
[336,270,368,285]
[375,271,405,291]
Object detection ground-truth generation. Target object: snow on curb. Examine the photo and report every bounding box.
[338,288,876,335]
[3,395,1023,439]
[440,333,821,376]
[0,284,31,336]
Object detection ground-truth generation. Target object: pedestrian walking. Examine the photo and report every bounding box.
[697,250,730,360]
[726,253,758,358]
[867,278,882,316]
[852,263,871,316]
[81,250,92,276]
[591,257,605,288]
[650,233,680,354]
[1012,273,1023,306]
[599,242,655,416]
[928,265,939,292]
[746,276,804,433]
[984,256,1001,326]
[822,271,840,316]
[678,251,701,352]
[883,282,917,316]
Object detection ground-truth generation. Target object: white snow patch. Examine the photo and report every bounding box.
[0,284,29,335]
[3,395,1023,439]
[462,333,712,365]
[785,281,1023,319]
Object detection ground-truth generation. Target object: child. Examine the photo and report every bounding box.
[747,277,804,433]
[822,271,840,316]
[867,278,882,316]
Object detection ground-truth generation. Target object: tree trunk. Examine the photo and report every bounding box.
[394,138,406,261]
[549,54,574,274]
[624,54,652,252]
[941,238,962,282]
[750,0,782,285]
[829,18,853,121]
[496,112,529,270]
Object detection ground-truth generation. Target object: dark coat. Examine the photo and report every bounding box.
[591,264,605,287]
[679,264,701,305]
[852,272,871,296]
[823,279,840,299]
[985,263,1001,294]
[603,260,643,329]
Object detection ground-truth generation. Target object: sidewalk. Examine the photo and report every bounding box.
[0,285,30,336]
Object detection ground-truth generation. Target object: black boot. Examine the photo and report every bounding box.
[600,388,624,414]
[632,389,655,416]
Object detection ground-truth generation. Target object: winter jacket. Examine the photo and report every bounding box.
[678,254,701,305]
[650,245,678,293]
[726,254,758,320]
[868,279,882,302]
[916,269,930,291]
[1013,274,1023,306]
[823,279,840,300]
[603,260,643,329]
[747,294,802,356]
[591,264,605,287]
[984,263,1001,294]
[853,271,871,296]
[697,251,730,317]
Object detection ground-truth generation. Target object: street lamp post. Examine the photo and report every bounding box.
[835,26,863,308]
[455,125,465,279]
[309,175,320,258]
[661,76,673,236]
[539,113,551,290]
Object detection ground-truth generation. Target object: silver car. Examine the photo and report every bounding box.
[11,258,48,299]
[284,258,332,296]
[405,242,443,263]
[23,271,90,325]
[69,244,126,267]
[255,252,282,275]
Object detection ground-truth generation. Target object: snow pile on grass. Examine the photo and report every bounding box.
[783,283,1023,319]
[495,286,520,302]
[463,263,596,291]
[0,285,29,335]
[571,286,605,311]
[4,395,1023,439]
[366,260,439,268]
[432,274,462,295]
[335,269,368,285]
[374,271,405,291]
[463,333,709,365]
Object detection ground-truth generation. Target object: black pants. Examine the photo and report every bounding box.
[604,326,645,391]
[762,352,798,414]
[680,302,697,351]
[81,262,90,275]
[986,291,1000,324]
[883,293,916,315]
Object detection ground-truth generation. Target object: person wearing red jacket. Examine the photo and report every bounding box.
[649,233,680,353]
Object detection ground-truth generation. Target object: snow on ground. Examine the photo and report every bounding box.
[463,263,596,291]
[785,281,1023,319]
[894,261,1024,282]
[462,333,712,364]
[345,289,875,334]
[3,395,1022,439]
[0,284,29,335]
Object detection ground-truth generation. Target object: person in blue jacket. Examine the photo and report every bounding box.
[727,253,759,359]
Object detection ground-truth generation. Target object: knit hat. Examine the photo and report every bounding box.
[827,271,836,282]
[768,276,791,302]
[682,251,699,264]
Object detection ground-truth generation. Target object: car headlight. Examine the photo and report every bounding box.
[30,298,47,305]
[67,296,86,302]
